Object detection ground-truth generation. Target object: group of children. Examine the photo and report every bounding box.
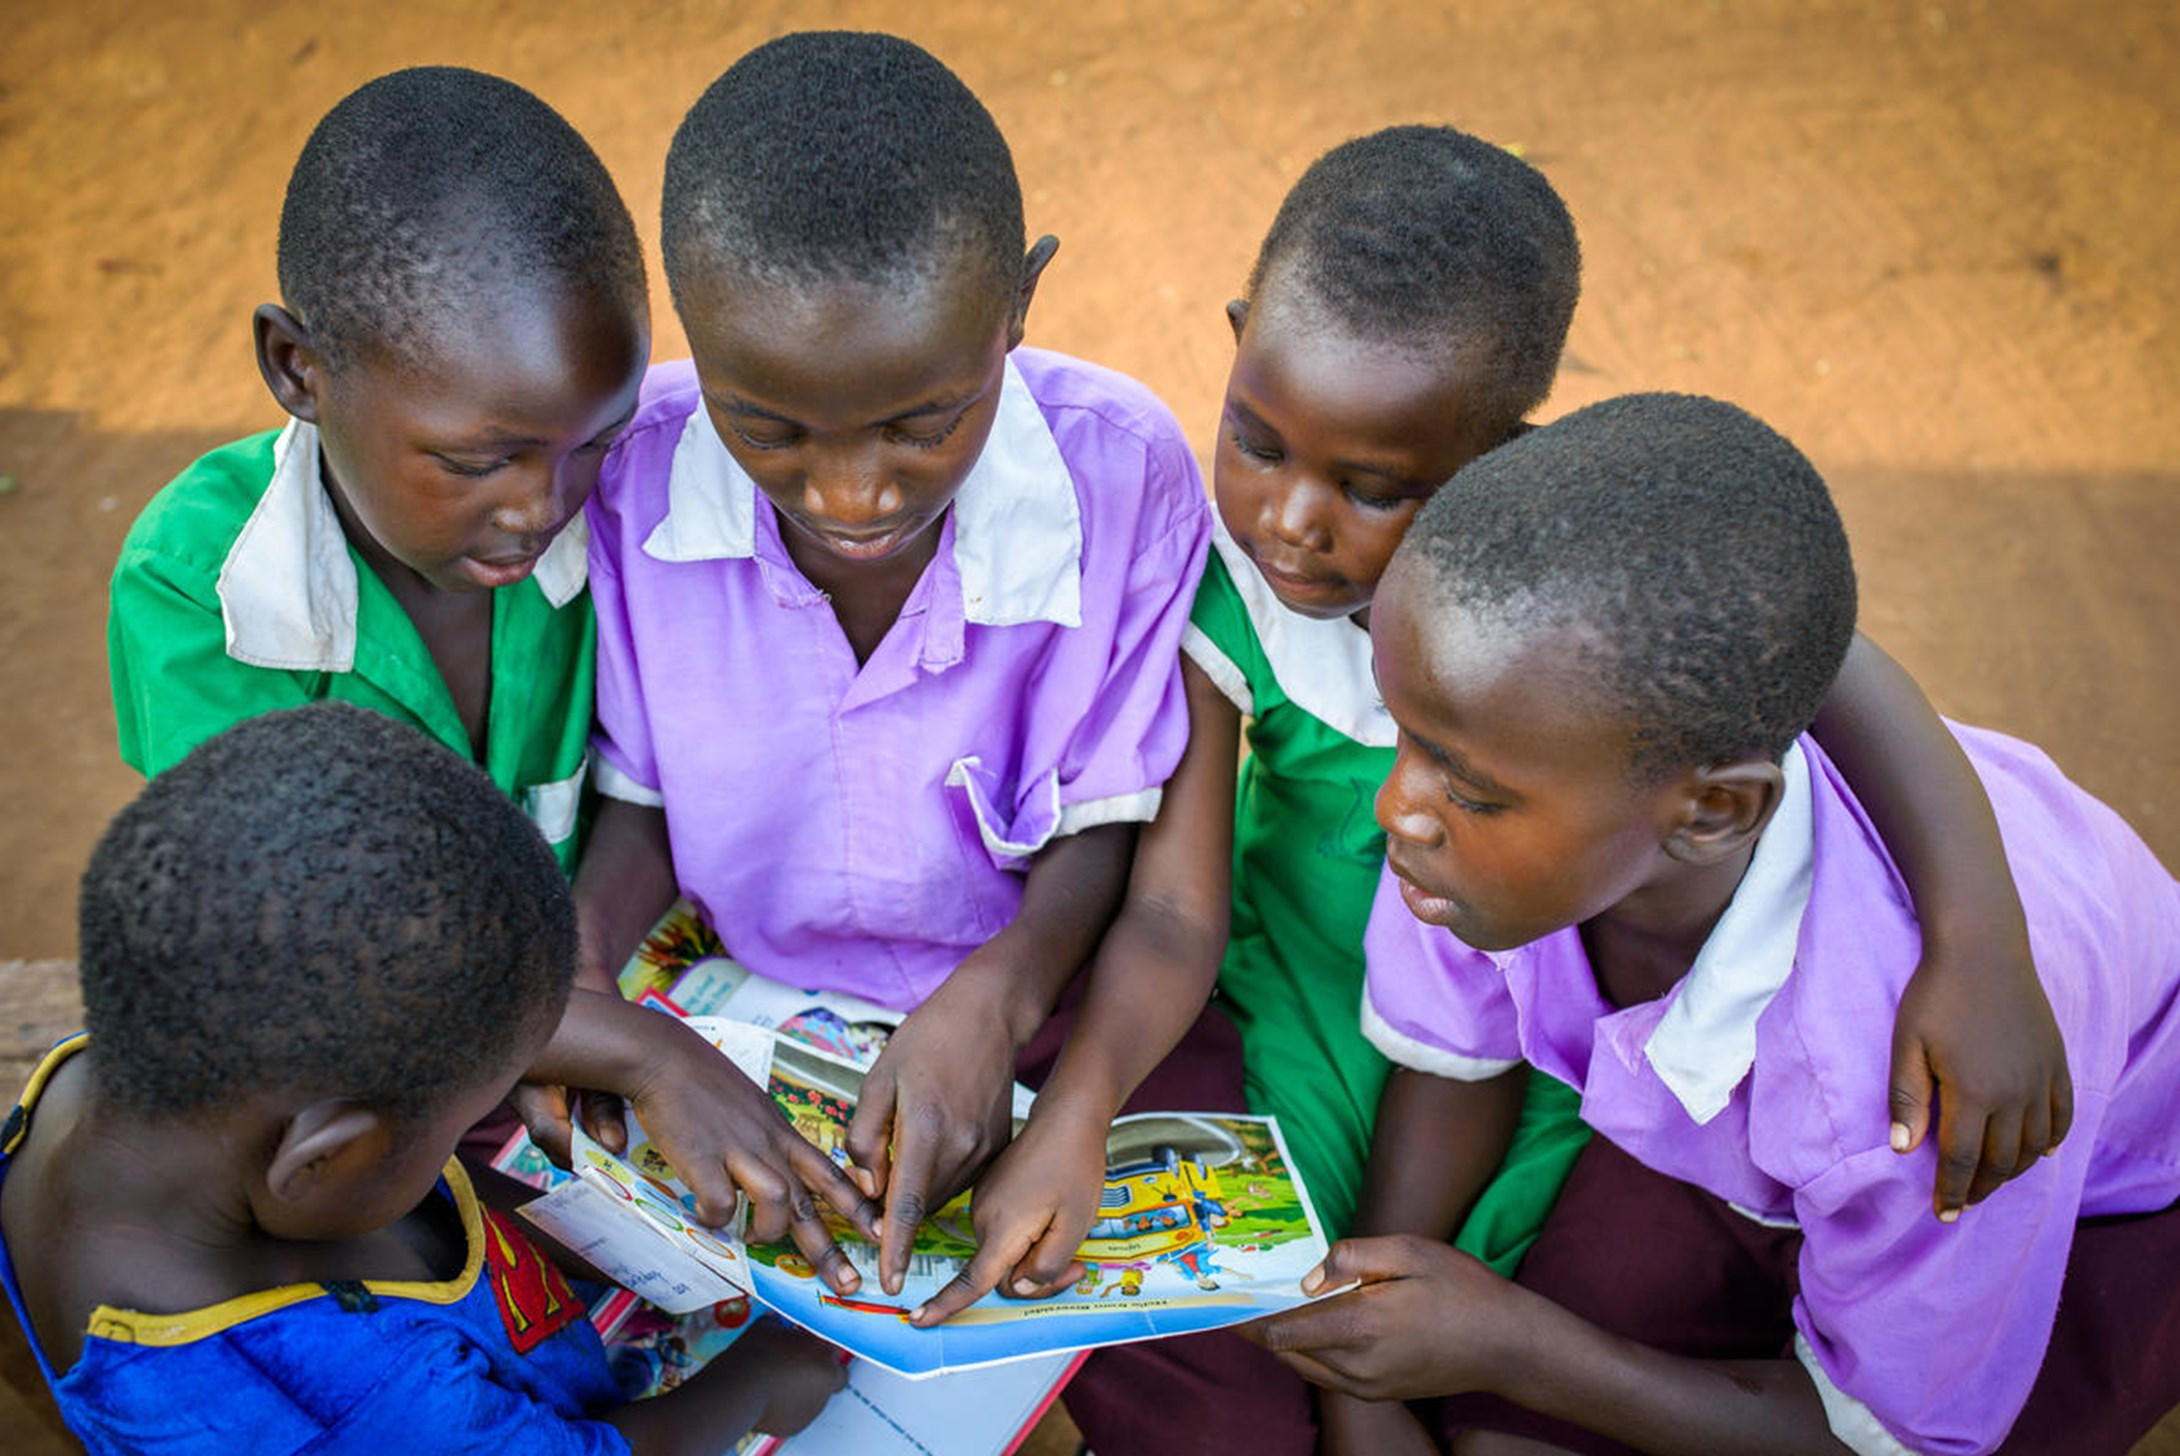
[3,27,2174,1456]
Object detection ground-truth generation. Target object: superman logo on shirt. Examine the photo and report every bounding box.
[480,1205,583,1354]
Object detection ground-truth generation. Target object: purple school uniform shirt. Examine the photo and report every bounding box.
[588,348,1209,1012]
[1362,728,2180,1456]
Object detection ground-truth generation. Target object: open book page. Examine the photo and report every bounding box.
[516,1017,771,1313]
[752,1351,1085,1456]
[519,1013,1331,1377]
[748,1034,1331,1376]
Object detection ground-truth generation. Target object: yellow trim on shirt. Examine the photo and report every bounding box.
[4,1034,87,1155]
[84,1162,487,1347]
[8,1037,490,1349]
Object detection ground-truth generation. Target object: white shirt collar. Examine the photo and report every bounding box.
[642,355,1083,628]
[1642,741,1817,1124]
[217,419,588,672]
[1206,515,1396,746]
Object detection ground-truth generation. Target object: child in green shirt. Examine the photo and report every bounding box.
[106,66,650,871]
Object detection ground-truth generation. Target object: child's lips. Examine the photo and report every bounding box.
[1387,853,1461,926]
[789,511,927,563]
[817,524,916,560]
[1396,875,1461,926]
[1253,556,1342,600]
[464,551,542,587]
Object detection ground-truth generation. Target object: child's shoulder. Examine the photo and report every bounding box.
[1013,346,1192,457]
[631,357,704,422]
[1012,347,1205,557]
[594,359,704,512]
[119,429,287,572]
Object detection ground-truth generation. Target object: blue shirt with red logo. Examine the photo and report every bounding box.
[1,1039,631,1456]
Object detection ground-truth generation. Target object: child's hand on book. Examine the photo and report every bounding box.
[846,976,1021,1296]
[1241,1235,1527,1403]
[627,1016,882,1295]
[908,1100,1108,1326]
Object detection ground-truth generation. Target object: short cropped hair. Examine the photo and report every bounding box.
[1247,125,1581,428]
[661,32,1024,305]
[1397,393,1857,780]
[277,66,645,368]
[79,704,577,1125]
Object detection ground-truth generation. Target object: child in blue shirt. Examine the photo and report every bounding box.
[0,704,843,1455]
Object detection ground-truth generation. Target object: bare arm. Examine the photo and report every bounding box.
[1810,634,2070,1215]
[1351,1064,1527,1240]
[1313,1064,1527,1452]
[569,796,682,995]
[1031,661,1239,1123]
[604,1319,847,1454]
[522,796,882,1290]
[914,660,1241,1322]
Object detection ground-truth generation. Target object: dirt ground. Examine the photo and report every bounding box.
[2,1,2175,1451]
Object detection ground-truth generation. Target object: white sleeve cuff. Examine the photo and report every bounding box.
[1182,625,1254,716]
[1056,787,1164,836]
[1794,1332,1916,1456]
[594,756,664,808]
[1360,988,1522,1081]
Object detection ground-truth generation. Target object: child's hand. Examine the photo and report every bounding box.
[627,1018,882,1294]
[510,1082,633,1167]
[510,1081,582,1167]
[844,976,1019,1295]
[737,1319,850,1437]
[1318,1391,1440,1456]
[616,1315,847,1451]
[908,1102,1108,1326]
[1890,926,2073,1220]
[1240,1235,1527,1403]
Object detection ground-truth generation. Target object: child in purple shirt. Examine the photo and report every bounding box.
[1243,394,2180,1454]
[549,34,1300,1454]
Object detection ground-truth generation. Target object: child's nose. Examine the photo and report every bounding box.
[1264,477,1334,552]
[802,447,902,526]
[1375,756,1446,846]
[493,468,574,536]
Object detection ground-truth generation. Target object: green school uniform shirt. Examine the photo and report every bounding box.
[107,423,595,871]
[1184,524,1585,1263]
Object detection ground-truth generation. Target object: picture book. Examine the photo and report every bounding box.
[523,1016,1333,1379]
[498,912,1091,1453]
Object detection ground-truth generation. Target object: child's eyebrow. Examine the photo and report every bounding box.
[1410,726,1516,799]
[435,405,639,452]
[704,388,981,428]
[1337,458,1422,487]
[1225,398,1425,487]
[1224,397,1281,439]
[707,390,798,425]
[879,387,983,422]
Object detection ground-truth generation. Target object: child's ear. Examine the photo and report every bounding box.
[1226,298,1250,342]
[1005,235,1060,349]
[265,1098,389,1205]
[1664,759,1783,865]
[253,304,327,424]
